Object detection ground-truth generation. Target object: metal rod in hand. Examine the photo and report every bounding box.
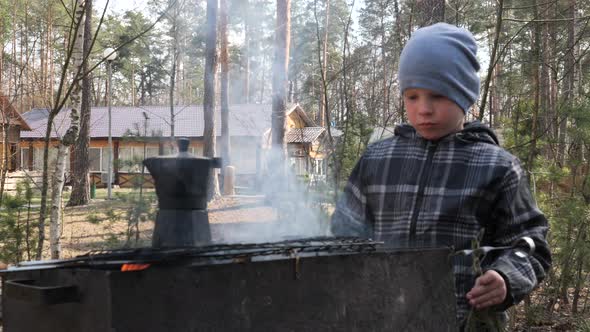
[454,236,535,257]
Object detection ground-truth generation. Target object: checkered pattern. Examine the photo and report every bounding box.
[332,122,551,323]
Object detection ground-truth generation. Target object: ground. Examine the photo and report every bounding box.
[58,193,279,258]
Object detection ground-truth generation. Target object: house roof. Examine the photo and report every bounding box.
[0,96,32,131]
[285,127,325,143]
[21,104,307,139]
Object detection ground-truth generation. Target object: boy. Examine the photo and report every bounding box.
[331,23,551,327]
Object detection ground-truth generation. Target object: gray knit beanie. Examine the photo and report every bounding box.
[398,23,480,113]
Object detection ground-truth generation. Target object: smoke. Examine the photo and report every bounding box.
[214,147,331,244]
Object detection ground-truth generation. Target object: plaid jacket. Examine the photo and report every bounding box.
[332,122,551,323]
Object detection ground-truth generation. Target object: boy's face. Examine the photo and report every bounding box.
[403,88,465,141]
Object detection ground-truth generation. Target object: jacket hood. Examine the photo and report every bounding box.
[394,121,499,145]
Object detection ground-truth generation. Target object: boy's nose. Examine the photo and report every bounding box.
[417,100,434,115]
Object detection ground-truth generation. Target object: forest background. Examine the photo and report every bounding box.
[0,0,589,330]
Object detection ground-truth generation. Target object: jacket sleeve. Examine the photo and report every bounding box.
[331,155,373,238]
[484,158,552,309]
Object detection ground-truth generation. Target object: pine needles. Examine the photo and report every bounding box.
[462,231,506,332]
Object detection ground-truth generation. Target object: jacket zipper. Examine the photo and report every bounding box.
[409,141,438,243]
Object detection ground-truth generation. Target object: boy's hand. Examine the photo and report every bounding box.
[466,270,507,309]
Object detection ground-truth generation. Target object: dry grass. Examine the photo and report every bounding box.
[51,193,279,258]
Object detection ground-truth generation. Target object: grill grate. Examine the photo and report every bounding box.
[82,236,382,263]
[12,237,383,270]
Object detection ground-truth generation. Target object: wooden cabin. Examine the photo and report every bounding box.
[0,96,31,172]
[19,104,331,188]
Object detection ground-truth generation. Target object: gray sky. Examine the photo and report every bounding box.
[94,0,148,15]
[94,0,361,24]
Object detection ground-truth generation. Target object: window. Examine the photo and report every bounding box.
[33,147,58,171]
[314,159,324,176]
[20,148,29,170]
[100,146,114,173]
[290,157,306,176]
[89,148,103,172]
[230,140,257,174]
[118,147,140,172]
[191,146,201,156]
[146,147,159,158]
[164,144,198,156]
[33,148,42,170]
[118,145,160,172]
[162,145,175,155]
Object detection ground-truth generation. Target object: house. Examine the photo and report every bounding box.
[0,96,31,172]
[284,127,330,184]
[19,104,330,188]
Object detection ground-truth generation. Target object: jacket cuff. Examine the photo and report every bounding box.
[484,252,537,311]
[487,268,514,311]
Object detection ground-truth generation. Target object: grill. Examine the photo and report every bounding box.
[1,139,458,331]
[2,240,456,332]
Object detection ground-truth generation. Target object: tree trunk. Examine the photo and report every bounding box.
[316,0,329,127]
[572,232,586,313]
[259,54,266,103]
[68,0,93,207]
[9,0,15,101]
[415,0,445,27]
[23,0,29,111]
[379,3,389,127]
[49,0,86,259]
[0,33,3,90]
[478,0,503,121]
[0,112,9,204]
[548,3,558,143]
[19,1,24,112]
[489,63,501,128]
[394,0,405,123]
[49,7,55,108]
[559,0,578,304]
[220,0,230,174]
[37,111,55,259]
[244,0,250,103]
[169,57,177,139]
[272,0,290,156]
[49,144,68,259]
[559,0,576,166]
[169,0,179,140]
[526,0,541,172]
[539,2,550,139]
[47,6,54,106]
[203,0,220,201]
